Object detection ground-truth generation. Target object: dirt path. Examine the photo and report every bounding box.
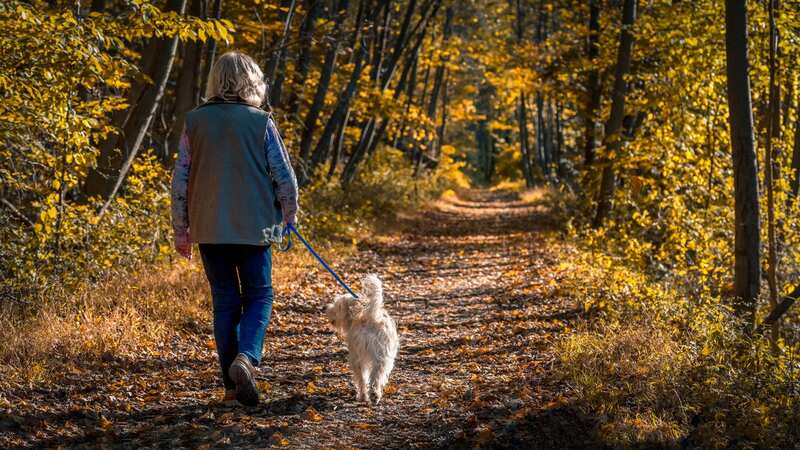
[1,190,600,449]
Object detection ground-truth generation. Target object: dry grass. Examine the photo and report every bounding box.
[0,241,356,385]
[556,323,695,447]
[0,261,207,382]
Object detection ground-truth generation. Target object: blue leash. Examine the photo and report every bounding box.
[279,223,359,299]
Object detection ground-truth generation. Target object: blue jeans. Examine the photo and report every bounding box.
[199,244,273,390]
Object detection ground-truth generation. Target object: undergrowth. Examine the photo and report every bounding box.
[0,145,466,385]
[543,188,800,449]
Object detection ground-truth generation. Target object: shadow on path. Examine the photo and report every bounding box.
[1,189,598,449]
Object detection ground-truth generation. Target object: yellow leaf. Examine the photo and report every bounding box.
[304,407,323,422]
[99,415,113,430]
[306,382,317,394]
[270,432,289,446]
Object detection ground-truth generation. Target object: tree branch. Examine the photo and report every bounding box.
[1,198,34,228]
[757,284,800,333]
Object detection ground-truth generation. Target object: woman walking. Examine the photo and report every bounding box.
[171,51,298,407]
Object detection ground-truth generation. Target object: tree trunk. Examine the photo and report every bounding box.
[265,0,297,107]
[724,0,761,325]
[583,0,601,167]
[556,101,564,178]
[476,84,495,184]
[328,108,350,178]
[791,105,800,199]
[287,0,322,119]
[420,5,452,169]
[434,68,449,164]
[514,0,534,186]
[341,0,440,186]
[298,0,350,168]
[309,45,368,170]
[165,0,205,163]
[535,92,547,176]
[370,0,393,84]
[393,46,420,149]
[367,9,437,160]
[83,0,187,206]
[518,93,535,187]
[199,0,223,97]
[765,0,780,345]
[592,0,636,228]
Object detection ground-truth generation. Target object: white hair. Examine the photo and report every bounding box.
[205,51,266,107]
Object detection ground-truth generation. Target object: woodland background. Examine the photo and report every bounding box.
[1,0,800,447]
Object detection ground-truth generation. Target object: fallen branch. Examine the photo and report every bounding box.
[1,198,34,228]
[757,284,800,334]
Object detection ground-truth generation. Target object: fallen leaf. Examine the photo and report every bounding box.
[99,415,113,430]
[304,407,323,422]
[270,432,289,446]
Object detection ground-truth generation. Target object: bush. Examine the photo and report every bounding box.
[554,245,800,449]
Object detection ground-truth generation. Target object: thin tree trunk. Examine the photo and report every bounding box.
[535,92,545,175]
[515,0,534,186]
[724,0,761,325]
[765,0,780,346]
[393,46,420,149]
[476,84,494,184]
[592,0,636,228]
[347,0,367,63]
[327,108,350,178]
[420,5,452,170]
[544,98,554,177]
[370,0,393,83]
[199,0,223,97]
[556,101,564,178]
[298,0,350,167]
[83,0,187,205]
[791,105,800,199]
[265,0,297,107]
[518,93,534,186]
[309,45,368,169]
[367,8,437,161]
[165,0,205,162]
[583,0,601,167]
[341,0,440,186]
[287,0,322,119]
[434,68,449,163]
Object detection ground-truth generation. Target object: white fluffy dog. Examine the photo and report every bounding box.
[325,275,398,404]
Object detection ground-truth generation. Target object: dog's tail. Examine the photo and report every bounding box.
[361,274,384,314]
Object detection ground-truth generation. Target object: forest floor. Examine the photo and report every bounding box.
[1,189,605,449]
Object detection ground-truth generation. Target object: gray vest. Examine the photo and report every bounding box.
[185,102,282,245]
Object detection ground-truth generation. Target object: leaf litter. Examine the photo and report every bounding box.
[0,190,600,449]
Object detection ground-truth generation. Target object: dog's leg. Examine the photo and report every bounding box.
[369,359,392,405]
[349,357,370,403]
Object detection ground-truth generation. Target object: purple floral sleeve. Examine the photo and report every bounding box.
[170,130,191,240]
[265,117,299,224]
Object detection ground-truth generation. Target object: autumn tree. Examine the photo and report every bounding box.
[724,0,760,325]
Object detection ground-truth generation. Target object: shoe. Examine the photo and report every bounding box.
[228,353,259,407]
[223,388,238,406]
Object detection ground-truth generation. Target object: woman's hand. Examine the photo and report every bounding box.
[175,232,192,260]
